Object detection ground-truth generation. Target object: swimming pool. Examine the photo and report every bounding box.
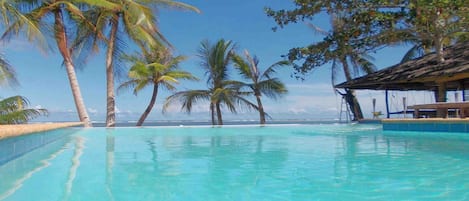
[0,124,468,200]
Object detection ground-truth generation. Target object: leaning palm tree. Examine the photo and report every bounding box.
[118,47,197,126]
[303,16,376,121]
[232,50,288,124]
[74,0,199,127]
[0,96,48,124]
[9,0,112,127]
[164,39,258,125]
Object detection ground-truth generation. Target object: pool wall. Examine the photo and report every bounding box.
[0,129,75,166]
[382,118,469,132]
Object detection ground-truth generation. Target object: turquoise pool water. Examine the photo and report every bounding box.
[0,124,468,200]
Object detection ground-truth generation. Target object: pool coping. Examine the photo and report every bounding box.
[0,122,84,139]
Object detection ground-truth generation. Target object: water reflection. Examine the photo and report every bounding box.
[0,135,73,200]
[105,131,115,201]
[1,126,469,200]
[98,129,469,200]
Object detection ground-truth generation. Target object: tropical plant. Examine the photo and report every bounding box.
[267,2,379,120]
[0,0,47,47]
[74,0,199,127]
[232,50,288,124]
[0,55,17,87]
[3,0,115,127]
[118,47,197,126]
[164,39,258,125]
[397,0,469,63]
[0,95,47,124]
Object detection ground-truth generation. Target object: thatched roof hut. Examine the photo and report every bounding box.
[335,42,469,91]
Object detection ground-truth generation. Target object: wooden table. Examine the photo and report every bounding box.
[408,102,469,118]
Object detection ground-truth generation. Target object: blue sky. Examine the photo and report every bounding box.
[1,0,426,123]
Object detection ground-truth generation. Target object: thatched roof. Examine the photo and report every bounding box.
[335,42,469,91]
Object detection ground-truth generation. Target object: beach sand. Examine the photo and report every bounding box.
[0,122,83,139]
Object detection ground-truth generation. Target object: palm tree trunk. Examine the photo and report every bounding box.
[210,102,216,125]
[136,84,158,126]
[216,102,223,125]
[433,9,445,63]
[105,14,119,127]
[255,94,266,124]
[54,10,92,127]
[341,57,363,121]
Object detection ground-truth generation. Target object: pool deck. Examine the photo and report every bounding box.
[0,122,84,139]
[382,118,469,132]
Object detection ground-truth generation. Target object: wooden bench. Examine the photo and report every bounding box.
[408,102,469,118]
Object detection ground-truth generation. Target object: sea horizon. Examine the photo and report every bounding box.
[30,118,347,127]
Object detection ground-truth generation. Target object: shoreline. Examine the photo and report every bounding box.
[0,122,84,139]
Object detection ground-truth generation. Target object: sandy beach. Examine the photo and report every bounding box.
[0,122,83,139]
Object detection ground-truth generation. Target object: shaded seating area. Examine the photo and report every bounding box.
[335,42,469,119]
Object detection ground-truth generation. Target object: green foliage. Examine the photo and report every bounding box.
[164,39,259,125]
[118,46,197,95]
[0,96,48,124]
[400,0,469,61]
[232,50,289,99]
[0,55,18,87]
[266,0,468,78]
[0,0,47,49]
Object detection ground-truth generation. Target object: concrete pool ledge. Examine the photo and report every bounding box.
[382,118,469,132]
[0,122,84,139]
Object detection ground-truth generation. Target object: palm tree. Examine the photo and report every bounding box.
[312,14,377,120]
[75,0,199,127]
[0,55,47,124]
[8,0,112,127]
[0,96,48,124]
[232,50,288,124]
[164,39,258,125]
[118,47,197,126]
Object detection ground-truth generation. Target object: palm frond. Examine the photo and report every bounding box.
[232,53,252,80]
[163,90,210,114]
[0,1,47,50]
[0,55,18,87]
[401,44,425,63]
[151,0,200,13]
[0,96,48,124]
[116,79,138,95]
[257,78,288,99]
[261,60,290,80]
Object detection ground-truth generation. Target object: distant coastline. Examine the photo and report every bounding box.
[31,119,343,127]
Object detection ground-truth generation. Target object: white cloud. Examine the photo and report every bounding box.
[34,105,43,109]
[160,101,209,113]
[286,83,334,91]
[88,108,98,113]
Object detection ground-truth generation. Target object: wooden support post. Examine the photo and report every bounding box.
[413,109,419,119]
[436,82,447,118]
[385,90,390,118]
